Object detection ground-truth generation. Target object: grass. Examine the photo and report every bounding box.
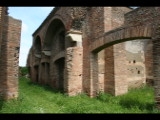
[0,76,160,113]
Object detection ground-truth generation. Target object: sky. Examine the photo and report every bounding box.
[8,7,54,66]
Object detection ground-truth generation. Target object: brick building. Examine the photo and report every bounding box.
[0,7,22,100]
[27,7,160,108]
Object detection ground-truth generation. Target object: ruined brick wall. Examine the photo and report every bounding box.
[82,7,132,96]
[27,7,160,108]
[124,7,156,87]
[82,7,153,96]
[145,39,153,86]
[84,7,160,107]
[104,7,132,95]
[27,7,156,97]
[64,47,83,95]
[123,7,160,108]
[0,7,6,58]
[28,7,139,97]
[124,7,160,26]
[0,7,22,99]
[0,7,2,52]
[96,7,132,94]
[0,7,5,98]
[101,7,152,95]
[28,7,86,96]
[82,7,105,96]
[33,7,87,45]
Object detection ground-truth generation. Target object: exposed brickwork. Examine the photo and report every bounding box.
[124,7,160,107]
[145,39,153,86]
[0,7,22,100]
[104,45,114,94]
[65,47,83,95]
[27,7,160,108]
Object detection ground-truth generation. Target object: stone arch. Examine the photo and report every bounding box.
[86,25,152,97]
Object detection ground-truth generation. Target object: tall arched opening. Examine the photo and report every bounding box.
[43,18,66,91]
[32,36,42,83]
[85,25,152,97]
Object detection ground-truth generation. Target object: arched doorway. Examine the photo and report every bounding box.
[55,57,65,91]
[43,19,66,91]
[31,36,42,83]
[34,36,42,55]
[85,24,152,97]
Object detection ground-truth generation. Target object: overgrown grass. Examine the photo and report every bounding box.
[0,76,160,113]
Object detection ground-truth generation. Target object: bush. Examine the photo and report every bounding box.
[96,91,112,102]
[19,67,28,77]
[119,86,155,110]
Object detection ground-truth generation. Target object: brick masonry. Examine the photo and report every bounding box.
[27,7,160,108]
[0,7,22,100]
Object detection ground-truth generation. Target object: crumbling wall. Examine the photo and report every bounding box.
[0,7,22,99]
[27,7,155,98]
[28,7,85,96]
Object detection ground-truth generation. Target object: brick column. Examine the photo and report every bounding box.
[113,43,128,96]
[90,52,98,97]
[153,26,160,109]
[104,46,115,95]
[0,7,3,53]
[0,15,21,100]
[65,47,83,96]
[82,38,91,95]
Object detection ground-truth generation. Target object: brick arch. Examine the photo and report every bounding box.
[54,57,65,91]
[44,15,67,34]
[42,13,73,42]
[89,25,152,53]
[43,18,66,51]
[33,35,42,55]
[87,24,152,97]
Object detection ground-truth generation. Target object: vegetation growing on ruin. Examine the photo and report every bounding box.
[19,66,28,77]
[0,75,159,113]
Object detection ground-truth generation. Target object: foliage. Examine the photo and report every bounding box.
[19,66,28,76]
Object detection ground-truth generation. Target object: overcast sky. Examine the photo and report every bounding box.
[8,7,54,66]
